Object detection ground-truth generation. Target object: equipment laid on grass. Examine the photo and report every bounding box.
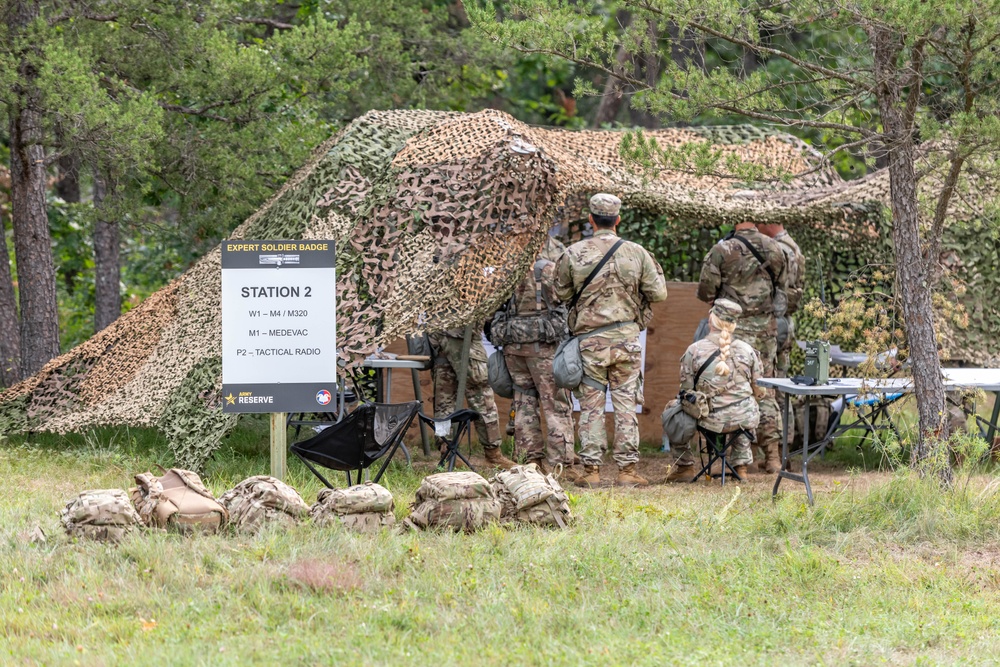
[310,481,396,533]
[403,471,501,532]
[131,468,228,534]
[219,475,310,533]
[291,401,421,487]
[490,463,571,528]
[60,489,142,542]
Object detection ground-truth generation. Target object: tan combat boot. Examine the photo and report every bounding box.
[764,446,782,474]
[484,446,515,469]
[615,463,649,487]
[526,458,549,475]
[745,461,761,474]
[575,465,601,488]
[664,464,697,484]
[732,465,749,480]
[559,464,584,484]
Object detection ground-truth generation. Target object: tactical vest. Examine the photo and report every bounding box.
[490,258,568,346]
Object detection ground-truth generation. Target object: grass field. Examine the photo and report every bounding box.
[4,418,1000,666]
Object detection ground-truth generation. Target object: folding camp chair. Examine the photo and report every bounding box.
[815,391,903,456]
[417,408,481,472]
[691,426,752,485]
[290,401,421,488]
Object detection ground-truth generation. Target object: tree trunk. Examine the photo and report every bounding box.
[9,0,60,377]
[93,174,121,332]
[871,27,951,484]
[593,12,632,127]
[0,214,21,386]
[56,150,81,203]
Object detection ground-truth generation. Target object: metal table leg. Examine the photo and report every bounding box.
[774,392,815,505]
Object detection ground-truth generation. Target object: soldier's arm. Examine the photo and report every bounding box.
[679,350,695,391]
[697,248,722,303]
[554,252,575,303]
[787,250,806,314]
[640,249,669,303]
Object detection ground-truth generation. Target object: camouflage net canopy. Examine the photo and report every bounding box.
[0,108,994,467]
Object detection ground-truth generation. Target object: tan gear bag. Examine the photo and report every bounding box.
[403,471,500,532]
[219,475,309,533]
[131,468,227,534]
[309,482,396,533]
[491,463,572,528]
[60,489,142,542]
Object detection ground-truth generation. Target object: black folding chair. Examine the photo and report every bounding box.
[418,409,481,472]
[290,401,420,488]
[691,427,752,485]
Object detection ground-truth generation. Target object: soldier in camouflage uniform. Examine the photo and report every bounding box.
[429,329,514,468]
[555,194,668,488]
[668,299,765,480]
[498,235,577,476]
[757,222,806,463]
[697,220,787,473]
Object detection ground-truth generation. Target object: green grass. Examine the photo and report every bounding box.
[4,422,1000,666]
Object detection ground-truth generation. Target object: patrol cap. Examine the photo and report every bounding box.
[711,298,743,324]
[589,193,621,217]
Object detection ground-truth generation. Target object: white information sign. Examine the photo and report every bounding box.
[481,331,646,413]
[221,240,337,413]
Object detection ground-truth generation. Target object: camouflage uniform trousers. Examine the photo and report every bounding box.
[431,335,502,449]
[575,332,642,468]
[504,347,576,465]
[736,317,782,462]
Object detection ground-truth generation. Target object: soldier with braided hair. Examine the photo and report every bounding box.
[697,220,788,473]
[667,299,765,482]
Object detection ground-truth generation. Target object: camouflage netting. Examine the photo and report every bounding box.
[1,109,995,467]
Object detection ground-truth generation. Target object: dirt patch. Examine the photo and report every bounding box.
[287,559,363,595]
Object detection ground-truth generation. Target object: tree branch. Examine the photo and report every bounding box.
[234,17,294,31]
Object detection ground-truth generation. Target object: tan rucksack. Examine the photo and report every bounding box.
[218,475,309,533]
[309,482,396,533]
[60,489,142,542]
[130,468,227,534]
[403,471,501,532]
[491,463,571,528]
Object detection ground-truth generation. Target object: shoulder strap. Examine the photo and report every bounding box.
[568,238,626,313]
[728,233,777,296]
[693,349,721,389]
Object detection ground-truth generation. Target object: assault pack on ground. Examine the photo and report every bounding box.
[131,468,227,534]
[60,489,142,542]
[403,471,501,532]
[491,463,572,528]
[310,481,396,533]
[219,475,309,532]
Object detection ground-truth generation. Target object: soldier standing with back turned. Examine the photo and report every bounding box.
[555,194,668,488]
[697,220,787,474]
[494,234,578,477]
[757,222,805,459]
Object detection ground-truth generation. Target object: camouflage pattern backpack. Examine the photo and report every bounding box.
[130,468,227,534]
[403,471,501,532]
[491,463,571,528]
[310,482,396,533]
[218,475,309,533]
[60,489,142,542]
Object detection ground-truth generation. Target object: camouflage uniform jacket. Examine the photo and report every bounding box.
[697,228,787,319]
[679,335,762,434]
[506,236,566,358]
[774,231,805,315]
[554,229,668,339]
